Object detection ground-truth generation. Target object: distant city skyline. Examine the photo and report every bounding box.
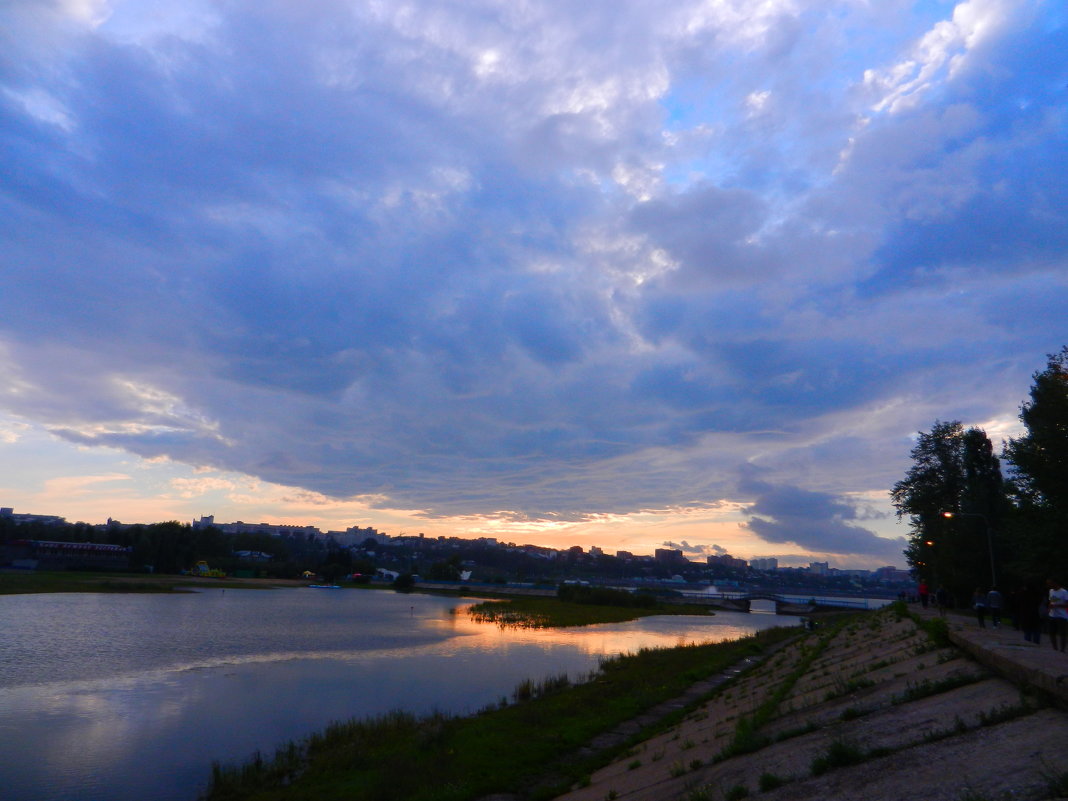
[3,505,911,578]
[3,1,1065,572]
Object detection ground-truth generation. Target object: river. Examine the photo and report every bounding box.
[0,587,798,801]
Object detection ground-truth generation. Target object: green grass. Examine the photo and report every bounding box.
[758,772,785,791]
[893,602,952,648]
[895,672,984,704]
[464,596,712,628]
[810,738,868,776]
[716,616,854,761]
[205,627,798,801]
[0,570,188,594]
[0,570,300,595]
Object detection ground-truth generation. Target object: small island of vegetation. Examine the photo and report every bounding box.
[465,584,712,627]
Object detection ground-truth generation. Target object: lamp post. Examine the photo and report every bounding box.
[942,511,997,588]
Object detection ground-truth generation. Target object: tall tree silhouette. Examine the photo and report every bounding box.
[893,421,1004,604]
[1003,347,1068,576]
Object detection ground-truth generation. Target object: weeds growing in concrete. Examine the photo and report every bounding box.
[758,772,785,791]
[810,738,868,776]
[1040,760,1068,796]
[895,672,982,703]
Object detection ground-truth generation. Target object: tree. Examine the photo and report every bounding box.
[426,555,462,581]
[1003,347,1068,576]
[1004,347,1068,512]
[892,421,1005,604]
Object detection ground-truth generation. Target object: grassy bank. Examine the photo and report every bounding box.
[0,570,185,594]
[0,570,302,594]
[205,627,799,801]
[465,595,712,627]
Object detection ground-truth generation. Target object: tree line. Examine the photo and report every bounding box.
[0,517,367,580]
[892,347,1068,605]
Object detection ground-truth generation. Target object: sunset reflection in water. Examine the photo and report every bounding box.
[435,598,794,659]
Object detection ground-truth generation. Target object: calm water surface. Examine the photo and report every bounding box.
[0,588,797,801]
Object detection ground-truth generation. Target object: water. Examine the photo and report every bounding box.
[0,588,796,801]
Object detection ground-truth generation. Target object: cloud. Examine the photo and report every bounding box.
[740,474,906,561]
[0,0,1065,569]
[662,540,729,558]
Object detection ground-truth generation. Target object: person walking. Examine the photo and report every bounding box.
[1047,578,1068,652]
[1019,581,1044,645]
[973,588,987,628]
[935,585,949,617]
[986,587,1003,628]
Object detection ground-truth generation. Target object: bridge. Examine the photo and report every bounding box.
[669,591,873,615]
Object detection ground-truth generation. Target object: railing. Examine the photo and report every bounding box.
[682,590,875,610]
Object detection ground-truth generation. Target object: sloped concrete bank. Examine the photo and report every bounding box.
[551,606,1068,801]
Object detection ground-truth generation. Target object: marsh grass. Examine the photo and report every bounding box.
[465,596,711,628]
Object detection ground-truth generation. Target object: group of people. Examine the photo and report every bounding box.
[915,581,949,614]
[916,579,1068,652]
[971,586,1004,629]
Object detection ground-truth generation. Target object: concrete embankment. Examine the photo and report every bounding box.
[551,605,1068,801]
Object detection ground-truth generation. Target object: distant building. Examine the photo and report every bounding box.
[875,566,911,582]
[0,507,67,526]
[1,539,130,571]
[616,550,634,559]
[655,548,687,565]
[518,544,557,559]
[808,561,830,576]
[707,553,747,570]
[348,526,390,545]
[193,515,321,538]
[750,557,779,571]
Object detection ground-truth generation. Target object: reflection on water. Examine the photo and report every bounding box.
[448,609,775,656]
[0,589,797,801]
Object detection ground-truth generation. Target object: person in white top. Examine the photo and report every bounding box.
[1046,578,1068,652]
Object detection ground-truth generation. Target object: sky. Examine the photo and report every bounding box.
[1,0,1065,569]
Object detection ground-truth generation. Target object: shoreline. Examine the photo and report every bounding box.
[201,624,803,801]
[203,603,1068,801]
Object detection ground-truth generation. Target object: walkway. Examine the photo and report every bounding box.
[917,604,1068,706]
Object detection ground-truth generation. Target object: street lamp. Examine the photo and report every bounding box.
[942,511,997,587]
